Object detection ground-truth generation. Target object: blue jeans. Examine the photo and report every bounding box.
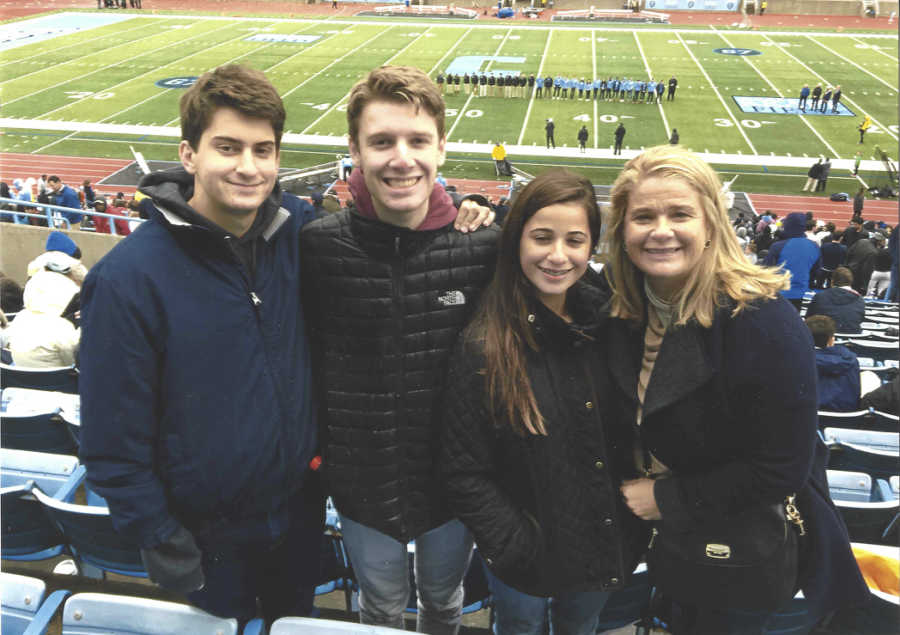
[484,564,611,635]
[339,515,473,634]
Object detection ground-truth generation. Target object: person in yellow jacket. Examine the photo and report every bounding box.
[492,141,510,176]
[858,115,872,143]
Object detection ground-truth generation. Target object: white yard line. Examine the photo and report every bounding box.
[301,26,431,134]
[760,33,898,142]
[712,28,839,158]
[0,18,166,70]
[449,28,513,143]
[516,28,552,146]
[849,35,899,62]
[808,35,899,92]
[34,21,281,122]
[675,32,757,154]
[428,26,473,75]
[4,21,237,106]
[633,30,670,139]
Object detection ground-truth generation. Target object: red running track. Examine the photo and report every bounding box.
[748,193,898,227]
[1,153,135,196]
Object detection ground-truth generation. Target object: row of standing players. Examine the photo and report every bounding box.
[437,72,679,101]
[798,84,843,113]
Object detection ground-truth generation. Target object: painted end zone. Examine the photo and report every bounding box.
[0,12,134,52]
[733,96,855,117]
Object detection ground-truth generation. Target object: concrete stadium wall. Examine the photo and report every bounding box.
[0,223,123,287]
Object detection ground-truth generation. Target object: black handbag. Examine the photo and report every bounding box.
[646,495,805,611]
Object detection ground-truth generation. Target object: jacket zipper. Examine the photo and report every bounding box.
[392,233,407,539]
[648,527,658,550]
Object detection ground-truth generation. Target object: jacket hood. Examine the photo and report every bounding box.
[348,168,457,231]
[137,166,281,240]
[782,212,808,238]
[816,345,859,377]
[22,270,79,316]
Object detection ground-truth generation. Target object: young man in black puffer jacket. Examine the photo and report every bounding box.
[300,66,497,633]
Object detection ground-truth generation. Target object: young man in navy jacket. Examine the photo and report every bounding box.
[79,65,323,626]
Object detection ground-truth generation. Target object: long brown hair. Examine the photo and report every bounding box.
[605,145,788,327]
[465,169,601,436]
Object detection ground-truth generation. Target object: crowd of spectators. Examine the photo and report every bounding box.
[1,175,142,234]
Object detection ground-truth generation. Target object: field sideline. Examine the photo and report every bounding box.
[1,12,897,175]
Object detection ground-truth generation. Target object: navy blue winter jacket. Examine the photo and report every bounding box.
[805,287,865,334]
[79,170,318,549]
[814,345,860,412]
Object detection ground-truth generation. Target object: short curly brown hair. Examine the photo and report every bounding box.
[180,65,285,151]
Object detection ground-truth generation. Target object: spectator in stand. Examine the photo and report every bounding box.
[805,315,860,412]
[806,267,865,334]
[841,217,864,248]
[81,180,96,208]
[47,176,83,227]
[493,196,509,226]
[860,376,899,415]
[92,197,132,236]
[0,273,24,314]
[37,174,48,198]
[1,268,80,367]
[755,222,774,254]
[866,234,892,298]
[815,233,847,289]
[764,211,821,310]
[846,231,880,294]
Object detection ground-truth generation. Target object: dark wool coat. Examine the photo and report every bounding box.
[300,211,499,543]
[440,279,646,597]
[606,295,869,621]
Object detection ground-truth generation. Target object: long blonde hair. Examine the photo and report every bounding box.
[604,145,789,327]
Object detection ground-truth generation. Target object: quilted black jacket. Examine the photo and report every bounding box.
[440,279,646,597]
[300,210,500,542]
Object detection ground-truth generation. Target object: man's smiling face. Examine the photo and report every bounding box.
[349,100,446,229]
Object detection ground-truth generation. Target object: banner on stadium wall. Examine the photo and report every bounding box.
[645,0,739,11]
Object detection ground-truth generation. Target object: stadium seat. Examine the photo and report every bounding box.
[1,450,81,562]
[827,469,876,503]
[845,339,899,365]
[0,572,69,635]
[29,479,147,580]
[890,475,899,500]
[822,543,900,634]
[60,593,238,635]
[818,408,899,433]
[269,617,408,634]
[823,428,900,454]
[0,411,78,455]
[0,364,78,394]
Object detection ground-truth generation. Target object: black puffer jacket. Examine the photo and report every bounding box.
[300,210,499,542]
[440,280,645,597]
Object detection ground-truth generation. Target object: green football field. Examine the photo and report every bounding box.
[1,12,897,170]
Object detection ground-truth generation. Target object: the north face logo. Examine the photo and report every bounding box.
[437,290,466,306]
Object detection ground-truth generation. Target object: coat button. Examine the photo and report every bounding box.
[485,557,494,565]
[594,460,605,470]
[610,577,620,585]
[585,401,593,410]
[603,518,613,527]
[527,314,536,323]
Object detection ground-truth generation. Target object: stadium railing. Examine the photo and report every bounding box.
[0,197,143,236]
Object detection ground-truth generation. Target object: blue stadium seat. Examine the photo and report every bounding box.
[29,479,147,580]
[826,469,899,545]
[1,409,78,455]
[0,363,78,394]
[818,408,899,433]
[269,617,408,634]
[1,449,81,562]
[60,592,238,635]
[824,428,899,481]
[0,572,69,635]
